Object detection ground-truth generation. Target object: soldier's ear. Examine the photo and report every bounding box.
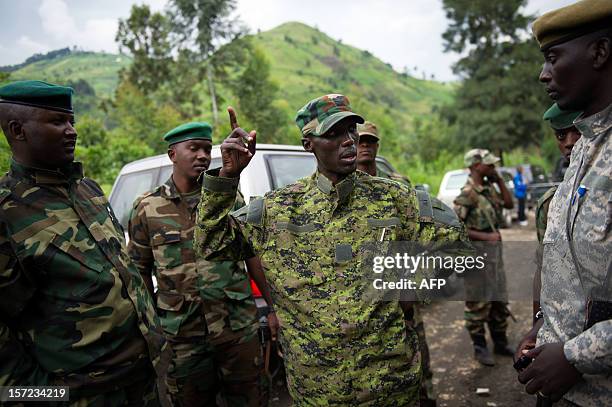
[8,120,25,142]
[167,147,176,163]
[302,137,313,153]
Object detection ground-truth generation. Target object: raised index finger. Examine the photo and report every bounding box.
[228,106,239,130]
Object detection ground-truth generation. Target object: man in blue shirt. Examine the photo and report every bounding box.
[513,166,528,226]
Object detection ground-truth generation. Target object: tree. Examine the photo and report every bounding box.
[116,1,248,123]
[230,46,286,143]
[441,0,551,154]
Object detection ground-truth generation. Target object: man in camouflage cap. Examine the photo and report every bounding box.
[453,149,514,366]
[356,121,412,187]
[517,1,612,403]
[514,103,582,378]
[0,80,165,404]
[128,122,275,406]
[194,95,465,405]
[357,119,465,407]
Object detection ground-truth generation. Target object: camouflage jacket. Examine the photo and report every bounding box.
[0,160,164,389]
[538,103,612,406]
[195,169,464,405]
[453,175,505,232]
[536,186,558,244]
[128,177,257,344]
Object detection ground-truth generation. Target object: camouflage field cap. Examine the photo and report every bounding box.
[464,148,500,167]
[532,0,612,50]
[543,103,582,130]
[358,121,380,141]
[0,80,74,113]
[295,94,364,136]
[164,122,213,146]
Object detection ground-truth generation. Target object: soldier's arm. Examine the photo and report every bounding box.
[194,169,264,262]
[127,200,155,297]
[563,321,612,374]
[0,226,52,386]
[454,190,500,242]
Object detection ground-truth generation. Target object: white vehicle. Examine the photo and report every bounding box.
[437,169,469,208]
[109,143,411,230]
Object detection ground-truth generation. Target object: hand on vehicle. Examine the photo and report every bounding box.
[514,318,543,363]
[219,107,256,178]
[518,342,582,401]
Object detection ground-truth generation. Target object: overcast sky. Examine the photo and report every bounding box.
[0,0,575,81]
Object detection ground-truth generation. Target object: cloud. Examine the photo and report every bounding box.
[16,36,50,55]
[39,0,77,42]
[37,0,118,53]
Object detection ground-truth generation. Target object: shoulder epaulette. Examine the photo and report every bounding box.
[132,188,158,210]
[232,196,264,226]
[418,190,461,228]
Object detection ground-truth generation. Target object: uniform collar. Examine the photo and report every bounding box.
[315,171,356,203]
[160,176,201,200]
[467,174,489,194]
[9,159,84,185]
[160,177,181,200]
[574,102,612,140]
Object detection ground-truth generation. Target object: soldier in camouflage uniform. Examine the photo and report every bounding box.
[0,81,165,406]
[515,104,582,387]
[194,96,465,406]
[517,3,612,404]
[356,121,412,187]
[357,120,457,407]
[453,149,514,366]
[128,122,272,406]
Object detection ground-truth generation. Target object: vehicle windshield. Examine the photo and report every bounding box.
[111,169,159,227]
[265,154,317,189]
[445,173,468,190]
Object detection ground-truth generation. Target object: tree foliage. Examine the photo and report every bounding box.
[441,0,551,155]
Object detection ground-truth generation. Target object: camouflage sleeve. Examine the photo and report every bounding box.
[127,198,154,278]
[453,188,474,221]
[393,183,420,240]
[563,320,612,374]
[194,169,262,262]
[0,223,52,386]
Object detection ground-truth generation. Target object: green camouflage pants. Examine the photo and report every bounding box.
[165,332,265,407]
[414,305,435,406]
[464,301,510,344]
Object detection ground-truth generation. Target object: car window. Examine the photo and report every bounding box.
[265,154,317,189]
[111,169,159,228]
[446,173,468,190]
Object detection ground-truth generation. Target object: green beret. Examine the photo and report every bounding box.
[358,121,380,141]
[532,0,612,50]
[464,148,500,167]
[543,103,582,130]
[0,80,74,113]
[163,122,213,146]
[295,94,364,137]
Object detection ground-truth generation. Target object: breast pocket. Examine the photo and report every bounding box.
[151,230,183,270]
[39,233,108,300]
[266,221,326,296]
[367,217,400,241]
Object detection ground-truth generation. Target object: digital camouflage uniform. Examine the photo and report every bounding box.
[537,103,612,406]
[195,169,426,406]
[535,186,557,271]
[0,160,165,406]
[454,175,510,348]
[380,172,463,405]
[128,177,262,406]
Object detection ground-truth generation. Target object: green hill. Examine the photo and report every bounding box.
[253,22,454,119]
[8,51,131,98]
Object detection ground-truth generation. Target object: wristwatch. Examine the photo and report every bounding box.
[533,308,544,324]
